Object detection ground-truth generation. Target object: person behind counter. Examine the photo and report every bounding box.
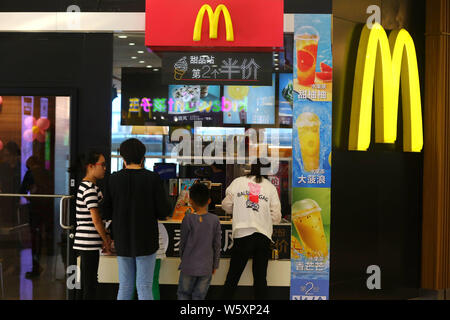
[70,151,111,300]
[178,183,221,300]
[220,160,282,300]
[20,156,53,279]
[102,138,171,300]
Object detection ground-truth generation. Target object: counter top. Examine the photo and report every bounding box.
[97,256,291,286]
[159,217,291,226]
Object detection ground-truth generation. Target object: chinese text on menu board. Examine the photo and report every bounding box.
[162,52,273,86]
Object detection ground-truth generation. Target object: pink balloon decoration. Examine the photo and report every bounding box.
[23,129,35,142]
[37,118,50,131]
[0,96,3,105]
[0,139,3,151]
[24,116,36,129]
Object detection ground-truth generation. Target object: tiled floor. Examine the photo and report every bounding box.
[1,236,67,300]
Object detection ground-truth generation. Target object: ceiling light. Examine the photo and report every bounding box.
[153,68,159,71]
[139,61,145,64]
[129,42,135,46]
[118,35,128,39]
[138,50,144,54]
[146,65,152,68]
[131,56,137,59]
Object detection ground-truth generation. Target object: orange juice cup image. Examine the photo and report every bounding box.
[297,112,320,172]
[295,26,319,86]
[292,199,328,258]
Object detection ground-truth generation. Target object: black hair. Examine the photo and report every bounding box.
[189,183,210,207]
[5,141,20,156]
[68,150,103,176]
[247,158,270,183]
[119,138,146,165]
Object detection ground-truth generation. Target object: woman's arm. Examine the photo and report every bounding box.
[221,182,235,214]
[154,174,171,220]
[269,187,282,224]
[84,186,111,252]
[90,208,110,245]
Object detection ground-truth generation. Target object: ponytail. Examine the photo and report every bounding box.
[246,158,269,183]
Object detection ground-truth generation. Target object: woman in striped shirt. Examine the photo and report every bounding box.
[71,151,111,300]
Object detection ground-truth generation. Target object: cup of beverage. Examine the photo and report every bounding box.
[200,85,209,98]
[295,26,320,87]
[292,199,328,258]
[296,112,320,172]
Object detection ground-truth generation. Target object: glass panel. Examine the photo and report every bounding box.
[0,95,70,300]
[111,38,294,222]
[111,94,169,173]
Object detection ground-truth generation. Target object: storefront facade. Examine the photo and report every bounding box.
[0,0,448,300]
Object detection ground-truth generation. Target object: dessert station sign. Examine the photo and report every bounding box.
[161,52,273,86]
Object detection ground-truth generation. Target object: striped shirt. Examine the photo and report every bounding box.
[73,181,104,251]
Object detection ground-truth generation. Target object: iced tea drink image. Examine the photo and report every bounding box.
[295,26,319,86]
[292,199,328,258]
[296,112,320,172]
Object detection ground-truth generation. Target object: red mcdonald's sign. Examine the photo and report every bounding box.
[145,0,284,51]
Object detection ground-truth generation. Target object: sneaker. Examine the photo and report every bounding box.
[25,265,43,279]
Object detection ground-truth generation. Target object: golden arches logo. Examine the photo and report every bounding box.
[348,23,423,152]
[193,4,234,42]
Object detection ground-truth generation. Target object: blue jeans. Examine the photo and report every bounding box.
[177,272,212,300]
[117,254,156,300]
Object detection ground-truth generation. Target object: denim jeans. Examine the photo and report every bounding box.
[117,253,156,300]
[177,272,212,300]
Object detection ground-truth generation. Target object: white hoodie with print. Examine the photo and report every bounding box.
[221,176,282,241]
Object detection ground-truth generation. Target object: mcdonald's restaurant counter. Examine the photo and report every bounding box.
[96,219,291,287]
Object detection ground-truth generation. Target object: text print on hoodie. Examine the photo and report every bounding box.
[221,176,282,241]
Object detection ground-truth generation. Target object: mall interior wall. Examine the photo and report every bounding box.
[331,0,425,299]
[0,32,113,178]
[0,33,113,294]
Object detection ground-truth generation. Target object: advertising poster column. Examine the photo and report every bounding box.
[290,14,333,300]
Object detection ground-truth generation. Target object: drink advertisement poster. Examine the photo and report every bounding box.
[167,84,222,125]
[293,100,332,188]
[223,74,276,125]
[291,188,330,300]
[293,15,333,101]
[291,14,332,301]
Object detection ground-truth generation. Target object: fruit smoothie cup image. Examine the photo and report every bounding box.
[227,86,249,101]
[292,199,328,258]
[295,26,319,86]
[297,112,320,172]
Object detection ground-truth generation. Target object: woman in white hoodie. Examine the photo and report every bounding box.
[221,161,282,300]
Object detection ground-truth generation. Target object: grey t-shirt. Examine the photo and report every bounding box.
[179,212,221,276]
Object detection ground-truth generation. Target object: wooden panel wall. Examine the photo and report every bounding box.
[422,0,450,290]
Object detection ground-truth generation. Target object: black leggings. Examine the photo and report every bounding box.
[76,250,99,300]
[222,232,271,300]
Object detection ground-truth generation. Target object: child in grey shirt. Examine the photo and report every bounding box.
[178,183,221,300]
